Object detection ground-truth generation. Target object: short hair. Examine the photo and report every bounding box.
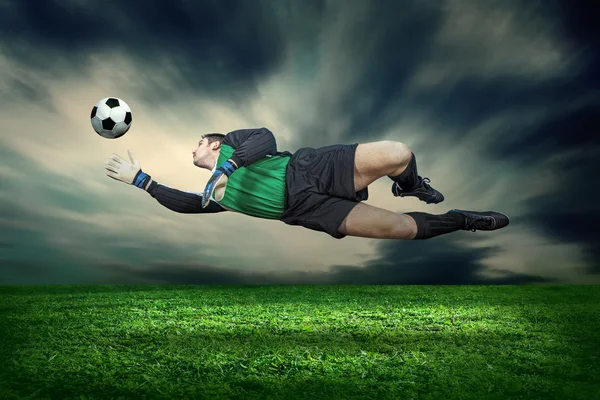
[201,133,225,145]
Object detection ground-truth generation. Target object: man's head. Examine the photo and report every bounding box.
[192,133,225,170]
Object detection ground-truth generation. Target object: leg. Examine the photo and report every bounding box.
[353,141,412,192]
[338,203,510,239]
[353,140,444,204]
[338,202,418,239]
[280,144,507,241]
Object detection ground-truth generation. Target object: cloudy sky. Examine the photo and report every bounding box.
[1,0,598,285]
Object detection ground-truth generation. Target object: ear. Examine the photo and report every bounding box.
[212,142,221,150]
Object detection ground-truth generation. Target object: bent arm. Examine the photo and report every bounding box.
[145,180,226,214]
[222,127,278,167]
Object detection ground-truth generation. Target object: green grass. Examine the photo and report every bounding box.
[0,285,599,400]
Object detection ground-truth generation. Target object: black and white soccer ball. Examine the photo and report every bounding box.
[90,97,133,139]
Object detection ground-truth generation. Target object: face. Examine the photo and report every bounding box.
[192,138,220,169]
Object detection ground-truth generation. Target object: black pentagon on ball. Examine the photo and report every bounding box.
[105,98,120,108]
[91,106,97,118]
[124,111,132,125]
[102,118,116,130]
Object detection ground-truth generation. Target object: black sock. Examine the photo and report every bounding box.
[389,152,419,190]
[405,212,466,239]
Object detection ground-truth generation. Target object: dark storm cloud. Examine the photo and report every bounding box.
[0,196,87,284]
[285,2,444,148]
[343,0,600,272]
[0,0,445,141]
[407,70,600,270]
[99,235,554,285]
[96,261,321,285]
[328,235,555,285]
[345,0,599,152]
[276,1,596,149]
[0,212,88,284]
[324,4,443,143]
[2,0,599,284]
[0,261,50,280]
[0,0,298,101]
[380,87,600,272]
[516,147,600,273]
[477,0,600,270]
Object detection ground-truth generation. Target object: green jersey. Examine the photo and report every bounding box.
[215,144,291,219]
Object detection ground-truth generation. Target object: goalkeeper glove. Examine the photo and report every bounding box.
[201,159,237,208]
[104,150,151,190]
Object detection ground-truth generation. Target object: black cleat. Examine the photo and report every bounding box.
[392,177,445,204]
[448,209,510,232]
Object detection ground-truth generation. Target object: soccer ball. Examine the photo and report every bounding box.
[90,97,133,139]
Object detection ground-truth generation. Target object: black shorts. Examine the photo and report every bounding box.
[280,143,368,239]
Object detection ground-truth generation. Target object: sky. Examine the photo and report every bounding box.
[0,0,598,285]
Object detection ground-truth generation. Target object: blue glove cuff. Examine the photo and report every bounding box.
[133,170,151,189]
[218,160,237,177]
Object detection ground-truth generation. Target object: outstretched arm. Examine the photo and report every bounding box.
[222,127,278,168]
[145,180,226,214]
[104,150,226,214]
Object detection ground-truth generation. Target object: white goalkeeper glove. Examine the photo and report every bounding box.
[104,150,151,189]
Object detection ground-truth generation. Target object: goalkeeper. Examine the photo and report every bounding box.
[104,128,509,240]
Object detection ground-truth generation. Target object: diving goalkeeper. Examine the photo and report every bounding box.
[104,128,509,240]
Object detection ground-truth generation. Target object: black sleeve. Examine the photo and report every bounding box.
[222,127,278,167]
[146,181,226,214]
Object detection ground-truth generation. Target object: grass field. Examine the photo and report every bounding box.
[1,285,599,400]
